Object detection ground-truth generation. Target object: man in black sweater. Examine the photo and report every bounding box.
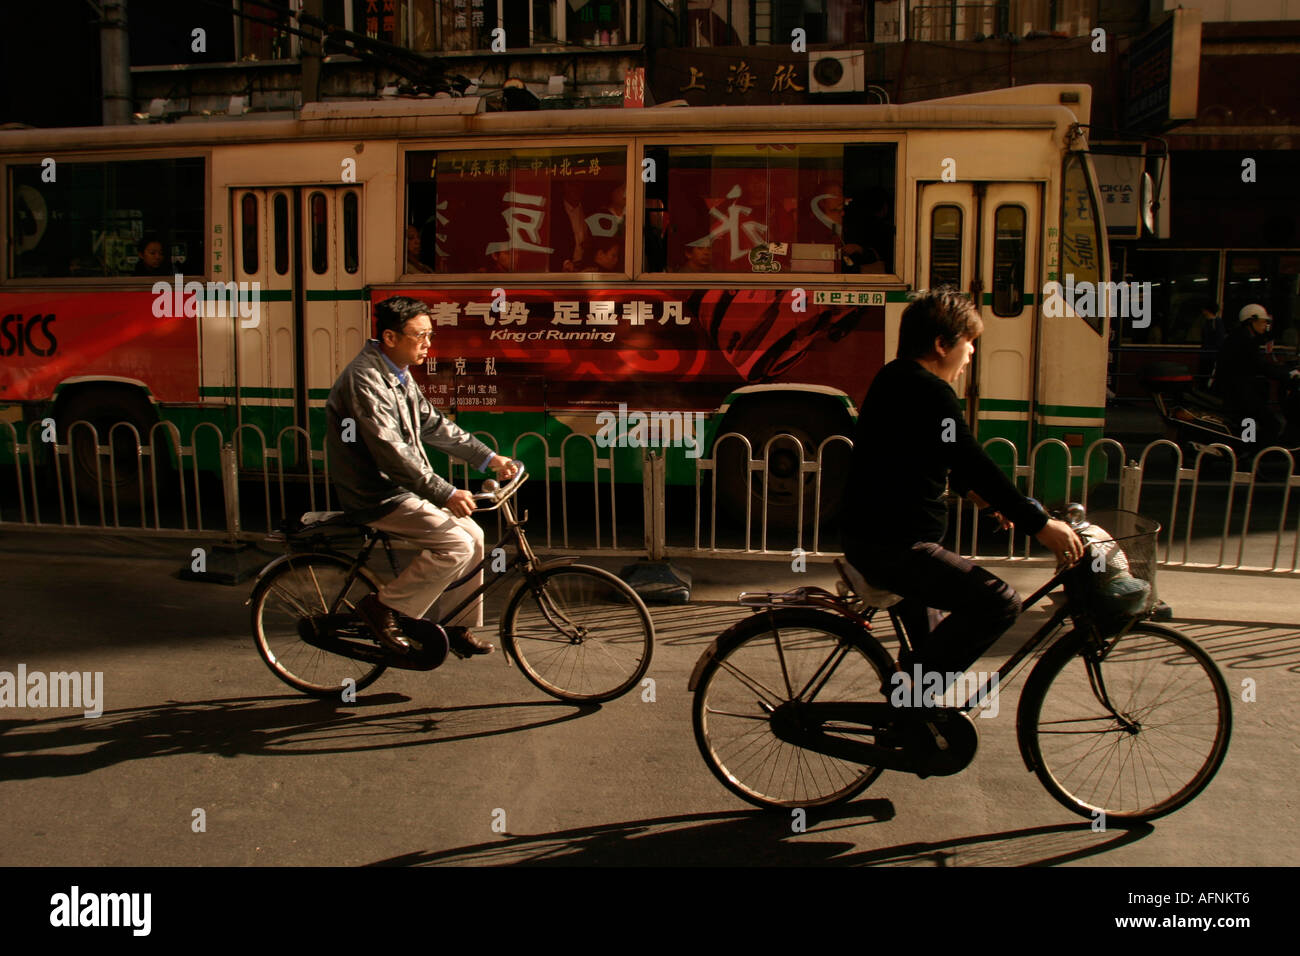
[843,289,1083,684]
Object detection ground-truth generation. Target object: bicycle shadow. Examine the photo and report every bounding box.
[368,807,1152,867]
[0,693,597,781]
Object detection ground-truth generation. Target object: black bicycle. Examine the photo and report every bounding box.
[249,462,654,703]
[690,509,1231,821]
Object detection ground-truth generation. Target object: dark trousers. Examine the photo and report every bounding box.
[847,541,1022,679]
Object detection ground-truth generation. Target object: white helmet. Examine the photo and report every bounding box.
[1239,303,1271,323]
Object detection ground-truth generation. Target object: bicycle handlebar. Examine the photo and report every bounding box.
[469,460,527,511]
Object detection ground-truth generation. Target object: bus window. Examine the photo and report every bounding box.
[642,142,895,275]
[309,191,328,274]
[273,192,289,276]
[404,147,626,274]
[992,204,1026,316]
[342,191,359,275]
[240,193,259,276]
[930,204,962,289]
[8,157,205,279]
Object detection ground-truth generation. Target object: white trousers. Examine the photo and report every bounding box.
[368,497,485,627]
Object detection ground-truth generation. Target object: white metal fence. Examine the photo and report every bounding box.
[3,418,1298,575]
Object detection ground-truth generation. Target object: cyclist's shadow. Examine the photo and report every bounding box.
[370,808,1152,867]
[0,694,598,780]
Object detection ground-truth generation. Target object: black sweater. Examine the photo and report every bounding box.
[842,358,1048,552]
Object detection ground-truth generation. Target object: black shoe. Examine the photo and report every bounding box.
[446,626,495,658]
[357,593,412,654]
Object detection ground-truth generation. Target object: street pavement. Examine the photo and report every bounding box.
[0,530,1295,867]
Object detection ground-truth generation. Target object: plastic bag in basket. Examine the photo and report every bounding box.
[1079,522,1150,621]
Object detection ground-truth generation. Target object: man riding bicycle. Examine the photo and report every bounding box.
[841,289,1083,687]
[325,295,517,658]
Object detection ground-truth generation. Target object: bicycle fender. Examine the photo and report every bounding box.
[686,617,754,692]
[250,550,351,586]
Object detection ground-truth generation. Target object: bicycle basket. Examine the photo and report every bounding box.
[1064,509,1160,629]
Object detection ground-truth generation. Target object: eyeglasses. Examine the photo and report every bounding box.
[403,329,434,343]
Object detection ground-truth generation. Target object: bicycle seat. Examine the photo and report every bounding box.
[834,558,903,609]
[297,511,350,529]
[267,511,367,544]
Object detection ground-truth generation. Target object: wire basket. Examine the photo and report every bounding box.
[1064,509,1161,629]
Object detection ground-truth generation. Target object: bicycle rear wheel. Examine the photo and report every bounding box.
[251,554,387,697]
[501,565,653,703]
[1022,622,1231,821]
[692,609,894,810]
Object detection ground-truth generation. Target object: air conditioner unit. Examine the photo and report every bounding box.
[809,51,865,94]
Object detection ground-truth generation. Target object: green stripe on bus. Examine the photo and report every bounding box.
[978,398,1030,411]
[306,289,369,301]
[219,289,293,302]
[980,294,1038,307]
[1035,403,1105,418]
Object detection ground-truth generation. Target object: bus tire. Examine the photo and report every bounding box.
[714,395,853,534]
[55,386,156,508]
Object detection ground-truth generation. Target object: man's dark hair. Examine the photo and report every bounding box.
[374,296,432,338]
[138,234,163,254]
[897,287,983,360]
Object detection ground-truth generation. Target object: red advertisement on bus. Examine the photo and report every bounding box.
[0,291,197,403]
[385,287,887,416]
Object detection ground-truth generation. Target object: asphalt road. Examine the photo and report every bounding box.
[0,538,1296,867]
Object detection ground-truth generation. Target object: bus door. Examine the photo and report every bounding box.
[229,186,364,468]
[231,187,297,453]
[916,182,1041,448]
[916,183,977,426]
[301,187,365,442]
[975,183,1041,452]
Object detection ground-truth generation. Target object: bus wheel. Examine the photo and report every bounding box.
[714,396,852,535]
[55,388,156,508]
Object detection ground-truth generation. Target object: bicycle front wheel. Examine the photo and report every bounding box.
[693,609,894,810]
[1023,622,1231,821]
[251,554,387,698]
[501,565,653,703]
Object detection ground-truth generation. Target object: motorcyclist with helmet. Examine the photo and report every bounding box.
[1211,303,1300,447]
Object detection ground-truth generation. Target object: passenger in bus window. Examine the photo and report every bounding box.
[405,225,434,274]
[570,231,623,273]
[841,187,894,275]
[133,236,172,277]
[480,248,513,273]
[643,197,668,272]
[679,242,713,273]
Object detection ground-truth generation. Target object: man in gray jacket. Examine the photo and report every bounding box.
[326,296,516,657]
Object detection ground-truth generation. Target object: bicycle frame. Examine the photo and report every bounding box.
[270,481,584,650]
[729,559,1115,718]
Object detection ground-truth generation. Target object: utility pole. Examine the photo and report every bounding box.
[100,0,132,125]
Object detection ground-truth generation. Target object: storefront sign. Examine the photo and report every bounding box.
[1125,9,1202,131]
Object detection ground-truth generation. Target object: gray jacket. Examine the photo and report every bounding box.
[325,341,494,522]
